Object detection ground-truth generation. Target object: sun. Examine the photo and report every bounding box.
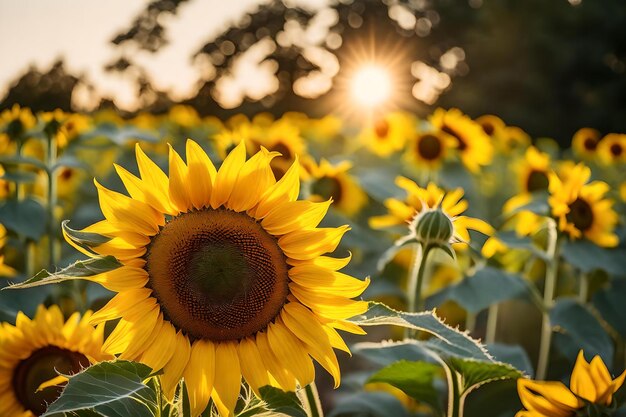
[350,65,392,107]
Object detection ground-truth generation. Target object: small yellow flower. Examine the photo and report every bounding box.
[429,108,493,172]
[369,177,493,247]
[358,112,414,157]
[0,104,36,138]
[404,130,456,171]
[0,305,112,416]
[571,127,601,160]
[548,163,619,247]
[305,158,367,216]
[517,351,626,416]
[597,133,626,165]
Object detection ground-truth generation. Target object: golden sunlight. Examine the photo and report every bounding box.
[350,65,392,107]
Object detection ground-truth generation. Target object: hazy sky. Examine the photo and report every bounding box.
[0,0,294,109]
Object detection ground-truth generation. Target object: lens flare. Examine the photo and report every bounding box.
[350,65,391,107]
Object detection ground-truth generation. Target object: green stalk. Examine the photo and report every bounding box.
[405,244,434,338]
[46,133,59,267]
[578,272,589,303]
[536,220,561,380]
[304,382,324,417]
[485,304,499,345]
[443,362,462,417]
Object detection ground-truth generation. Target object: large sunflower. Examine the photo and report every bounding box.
[64,140,369,417]
[548,163,619,247]
[429,108,493,172]
[0,305,111,416]
[368,177,493,246]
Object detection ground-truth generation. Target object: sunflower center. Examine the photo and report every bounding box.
[374,119,390,139]
[583,137,597,151]
[312,176,342,203]
[481,121,494,136]
[441,124,467,151]
[417,134,443,160]
[12,346,89,416]
[610,143,622,157]
[271,142,293,160]
[146,208,289,341]
[526,170,549,192]
[566,198,594,231]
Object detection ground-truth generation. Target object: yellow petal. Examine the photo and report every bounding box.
[87,266,149,292]
[88,289,155,324]
[168,144,192,213]
[160,331,191,400]
[288,264,369,298]
[255,156,300,219]
[212,341,241,417]
[139,320,177,373]
[281,303,341,387]
[262,200,331,235]
[115,163,173,215]
[36,375,69,392]
[518,379,581,416]
[279,226,349,260]
[228,147,278,212]
[95,180,163,236]
[570,351,597,402]
[210,140,246,209]
[186,139,216,209]
[256,331,296,391]
[238,337,270,396]
[183,339,215,417]
[267,319,315,387]
[135,144,177,215]
[289,283,368,320]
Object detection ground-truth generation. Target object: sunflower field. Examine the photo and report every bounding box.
[0,103,625,417]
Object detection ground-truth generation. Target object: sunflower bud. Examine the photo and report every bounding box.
[410,206,454,246]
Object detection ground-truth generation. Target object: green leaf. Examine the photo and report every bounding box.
[446,357,522,396]
[1,169,39,183]
[84,124,159,145]
[258,386,307,417]
[353,339,436,367]
[43,360,156,417]
[492,231,550,261]
[0,155,48,171]
[463,378,522,417]
[551,298,613,366]
[486,344,534,377]
[368,360,444,414]
[351,302,491,361]
[328,391,410,417]
[62,220,113,251]
[561,239,626,276]
[5,256,122,290]
[0,198,47,239]
[426,266,540,314]
[593,279,626,339]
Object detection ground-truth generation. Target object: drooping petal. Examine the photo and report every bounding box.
[183,339,215,417]
[212,341,241,417]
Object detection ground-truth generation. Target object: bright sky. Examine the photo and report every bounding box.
[0,0,300,110]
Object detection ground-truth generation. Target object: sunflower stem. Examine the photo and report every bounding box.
[443,362,463,417]
[578,272,589,303]
[46,132,59,268]
[464,311,476,335]
[405,243,434,338]
[304,382,324,417]
[485,303,499,345]
[536,220,561,380]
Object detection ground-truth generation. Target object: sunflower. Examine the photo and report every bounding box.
[64,140,369,417]
[501,147,552,215]
[215,117,307,180]
[429,108,493,172]
[404,130,456,171]
[571,128,601,160]
[548,163,619,247]
[516,350,625,416]
[358,112,414,157]
[304,158,367,216]
[369,177,493,246]
[597,133,626,165]
[0,305,111,416]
